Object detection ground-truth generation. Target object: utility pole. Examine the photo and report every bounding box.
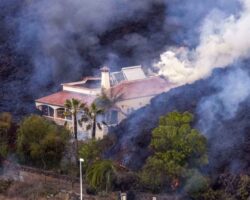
[79,158,84,200]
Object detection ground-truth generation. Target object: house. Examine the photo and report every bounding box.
[35,65,175,139]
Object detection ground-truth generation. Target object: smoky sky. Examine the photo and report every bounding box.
[16,0,166,88]
[14,0,241,90]
[166,0,241,46]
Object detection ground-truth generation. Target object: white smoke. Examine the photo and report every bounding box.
[155,0,250,85]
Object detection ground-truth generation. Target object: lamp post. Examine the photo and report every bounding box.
[79,158,84,200]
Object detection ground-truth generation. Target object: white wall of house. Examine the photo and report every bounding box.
[116,95,154,122]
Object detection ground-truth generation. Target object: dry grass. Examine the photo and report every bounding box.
[6,181,59,200]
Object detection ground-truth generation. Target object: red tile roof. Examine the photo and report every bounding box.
[36,91,96,107]
[36,76,174,107]
[110,76,175,100]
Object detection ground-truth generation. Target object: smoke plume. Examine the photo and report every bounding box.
[106,0,250,172]
[155,0,250,85]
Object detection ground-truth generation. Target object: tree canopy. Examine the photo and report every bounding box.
[79,139,102,170]
[79,134,116,170]
[17,115,70,169]
[140,111,207,192]
[0,113,16,162]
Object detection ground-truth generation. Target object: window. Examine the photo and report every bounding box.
[48,106,54,117]
[65,109,72,120]
[39,105,54,117]
[56,108,65,119]
[39,105,48,116]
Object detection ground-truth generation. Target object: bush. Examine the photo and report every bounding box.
[79,134,116,171]
[184,170,209,199]
[114,171,139,191]
[0,112,16,161]
[17,115,70,169]
[237,175,250,200]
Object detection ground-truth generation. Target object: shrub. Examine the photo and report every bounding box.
[17,115,70,169]
[140,112,207,192]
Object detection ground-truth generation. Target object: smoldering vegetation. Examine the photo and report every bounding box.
[107,62,250,173]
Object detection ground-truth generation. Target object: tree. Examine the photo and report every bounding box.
[95,90,127,120]
[0,113,15,162]
[17,115,69,169]
[140,111,207,192]
[86,160,117,192]
[80,103,104,139]
[79,139,102,171]
[64,98,86,141]
[64,98,86,161]
[78,133,116,166]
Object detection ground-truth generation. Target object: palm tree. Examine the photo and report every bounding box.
[95,90,127,124]
[86,160,117,192]
[64,98,86,140]
[79,103,104,139]
[64,98,86,160]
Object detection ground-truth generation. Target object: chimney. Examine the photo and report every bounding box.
[100,66,110,90]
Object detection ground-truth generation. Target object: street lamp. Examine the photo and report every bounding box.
[79,158,84,200]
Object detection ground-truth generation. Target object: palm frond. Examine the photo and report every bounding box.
[64,99,72,109]
[63,110,72,117]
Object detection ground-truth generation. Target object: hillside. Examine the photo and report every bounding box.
[108,64,250,173]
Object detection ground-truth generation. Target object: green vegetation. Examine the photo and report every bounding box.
[0,113,16,163]
[0,110,249,199]
[95,91,127,118]
[79,134,116,170]
[140,111,207,192]
[0,113,12,159]
[79,139,102,170]
[17,115,70,169]
[78,135,119,193]
[86,160,117,192]
[184,169,210,199]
